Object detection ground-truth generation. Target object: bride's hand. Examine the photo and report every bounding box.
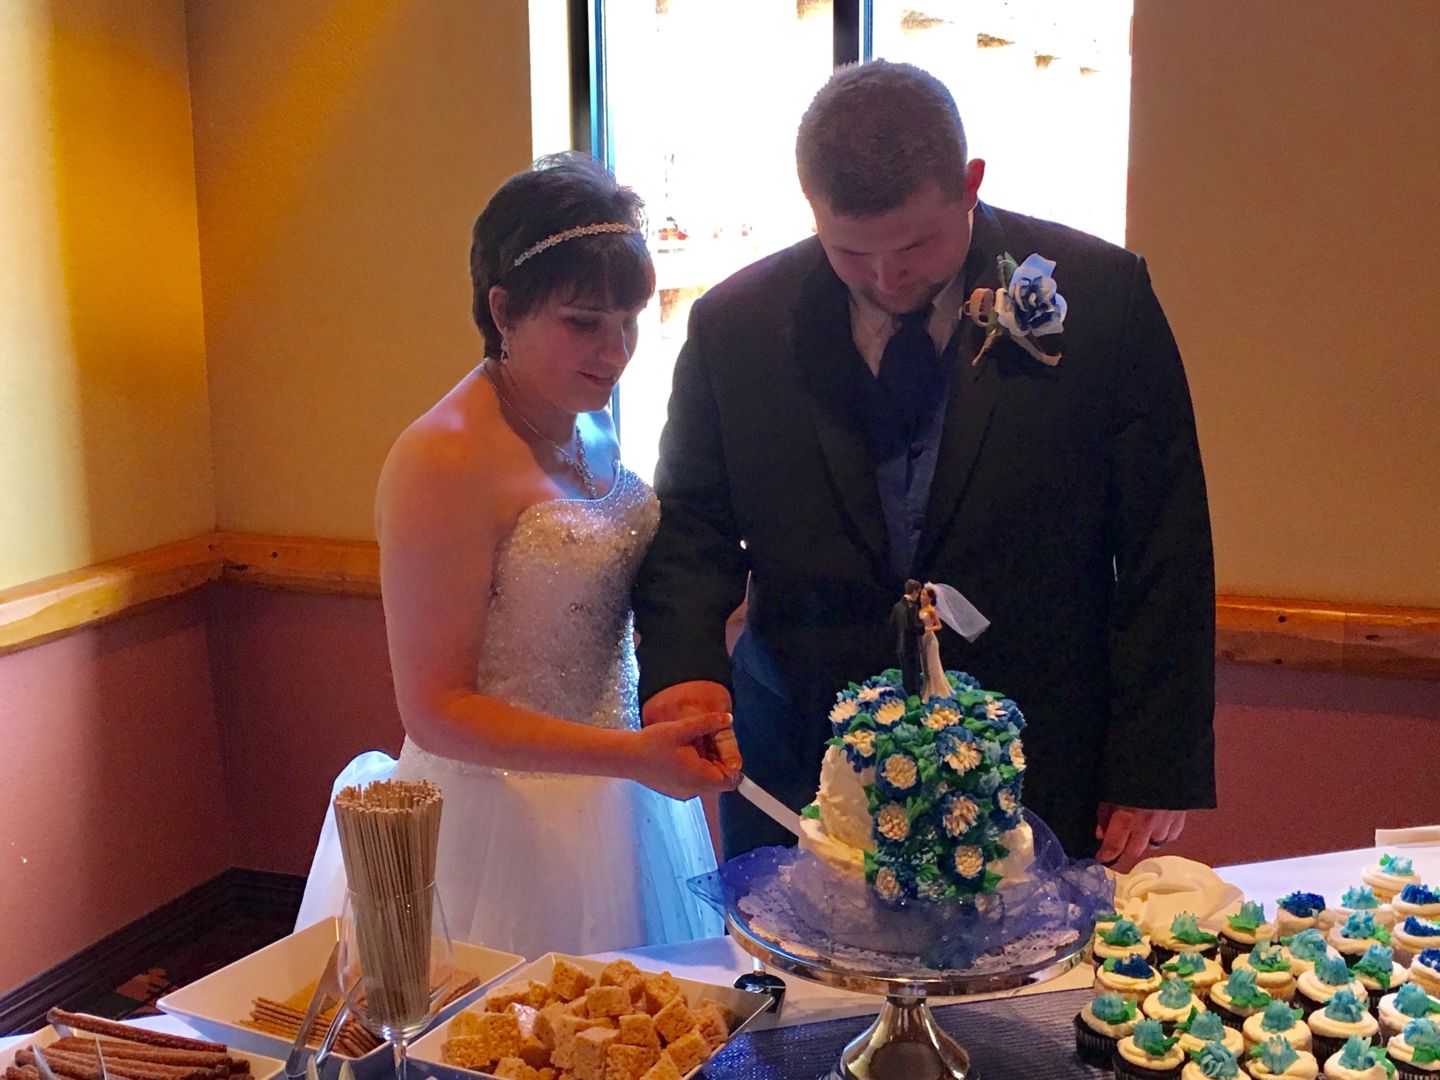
[630,712,742,800]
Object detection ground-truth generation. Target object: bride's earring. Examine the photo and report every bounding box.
[499,336,511,365]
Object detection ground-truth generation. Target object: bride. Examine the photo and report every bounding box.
[298,154,735,956]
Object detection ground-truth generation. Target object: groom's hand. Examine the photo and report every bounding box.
[1095,803,1188,869]
[643,681,742,778]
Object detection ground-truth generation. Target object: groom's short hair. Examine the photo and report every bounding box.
[796,60,969,218]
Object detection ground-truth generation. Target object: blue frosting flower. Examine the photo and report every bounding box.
[1403,915,1440,938]
[1353,943,1395,987]
[1400,883,1440,905]
[1259,998,1302,1032]
[875,751,920,797]
[1316,954,1353,986]
[990,782,1022,830]
[1091,992,1137,1024]
[1254,1036,1299,1072]
[1278,890,1326,917]
[1183,1010,1226,1041]
[1191,1040,1240,1078]
[1109,953,1154,979]
[1132,1018,1177,1057]
[949,843,986,887]
[1102,918,1143,947]
[1380,853,1415,876]
[1420,948,1440,970]
[1342,910,1380,940]
[1157,977,1193,1008]
[869,853,917,908]
[1324,988,1367,1022]
[1341,884,1380,909]
[938,791,982,839]
[1394,982,1440,1017]
[934,729,983,778]
[1247,941,1290,972]
[1337,1034,1381,1069]
[1222,966,1269,1007]
[1401,1018,1440,1063]
[1286,927,1330,962]
[1228,901,1266,934]
[1164,951,1207,977]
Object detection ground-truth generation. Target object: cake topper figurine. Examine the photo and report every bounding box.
[889,579,925,696]
[917,581,992,701]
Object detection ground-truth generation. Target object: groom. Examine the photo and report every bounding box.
[634,60,1216,866]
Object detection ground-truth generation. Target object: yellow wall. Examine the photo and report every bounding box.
[187,0,533,540]
[1130,0,1440,606]
[0,0,213,591]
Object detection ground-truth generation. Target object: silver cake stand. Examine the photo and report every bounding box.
[724,907,1086,1080]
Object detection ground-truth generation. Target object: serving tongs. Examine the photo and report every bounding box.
[282,940,350,1080]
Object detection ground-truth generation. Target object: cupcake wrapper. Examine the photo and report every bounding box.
[1073,1014,1119,1069]
[1219,939,1245,970]
[1295,992,1327,1019]
[1394,1062,1440,1080]
[1150,945,1179,969]
[1309,1032,1350,1063]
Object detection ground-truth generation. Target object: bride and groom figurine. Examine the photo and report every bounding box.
[891,579,991,701]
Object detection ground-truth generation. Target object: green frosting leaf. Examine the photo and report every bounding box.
[1227,901,1266,934]
[1132,1018,1179,1057]
[1170,912,1220,945]
[1090,992,1138,1024]
[800,803,821,820]
[1102,917,1144,946]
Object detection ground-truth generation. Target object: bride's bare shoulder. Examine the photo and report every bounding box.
[377,368,517,524]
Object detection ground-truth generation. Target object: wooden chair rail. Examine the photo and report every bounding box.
[2,534,1437,678]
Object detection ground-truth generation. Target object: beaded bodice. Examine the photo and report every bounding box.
[472,465,658,730]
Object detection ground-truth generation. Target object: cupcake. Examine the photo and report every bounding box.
[1381,983,1440,1040]
[1181,1040,1242,1080]
[1224,903,1278,969]
[1098,918,1157,963]
[1146,976,1210,1030]
[1414,950,1440,997]
[1321,1035,1393,1080]
[1332,912,1394,961]
[1212,967,1276,1030]
[1284,929,1337,976]
[1165,950,1228,999]
[1244,1000,1313,1053]
[1244,1035,1319,1079]
[1330,886,1397,931]
[1393,919,1440,967]
[1387,1017,1440,1079]
[1234,941,1300,1001]
[1115,1017,1186,1079]
[1096,909,1124,933]
[1177,1008,1246,1058]
[1098,953,1166,1002]
[1308,988,1380,1062]
[1395,887,1440,924]
[1353,944,1412,1008]
[1155,913,1223,967]
[1365,853,1423,903]
[1296,955,1370,1018]
[1277,893,1329,938]
[1077,991,1141,1066]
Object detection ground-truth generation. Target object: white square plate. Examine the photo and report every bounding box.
[408,951,773,1080]
[157,917,523,1080]
[0,1024,284,1080]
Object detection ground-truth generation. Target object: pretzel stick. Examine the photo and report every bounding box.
[45,1014,225,1054]
[17,1048,210,1080]
[48,1041,232,1070]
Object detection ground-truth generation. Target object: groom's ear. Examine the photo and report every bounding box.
[488,285,510,336]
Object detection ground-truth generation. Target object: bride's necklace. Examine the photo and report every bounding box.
[482,361,599,498]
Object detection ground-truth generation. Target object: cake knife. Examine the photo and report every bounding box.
[736,776,803,839]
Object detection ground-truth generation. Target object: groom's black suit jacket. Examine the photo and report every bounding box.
[634,203,1216,859]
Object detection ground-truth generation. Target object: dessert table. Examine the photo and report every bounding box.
[6,841,1437,1078]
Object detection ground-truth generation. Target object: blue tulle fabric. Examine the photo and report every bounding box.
[689,809,1112,972]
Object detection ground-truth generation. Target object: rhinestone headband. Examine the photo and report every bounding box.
[510,222,641,270]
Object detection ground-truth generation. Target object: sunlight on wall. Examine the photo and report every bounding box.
[0,0,213,592]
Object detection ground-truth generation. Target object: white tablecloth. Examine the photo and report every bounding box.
[7,841,1436,1048]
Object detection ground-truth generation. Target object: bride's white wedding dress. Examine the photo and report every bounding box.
[296,466,722,956]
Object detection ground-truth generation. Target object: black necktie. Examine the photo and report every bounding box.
[877,309,938,431]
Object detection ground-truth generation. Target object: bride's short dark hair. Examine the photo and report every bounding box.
[470,152,654,357]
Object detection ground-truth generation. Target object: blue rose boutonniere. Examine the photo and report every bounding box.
[963,251,1066,367]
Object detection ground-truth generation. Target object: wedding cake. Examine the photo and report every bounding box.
[799,668,1035,906]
